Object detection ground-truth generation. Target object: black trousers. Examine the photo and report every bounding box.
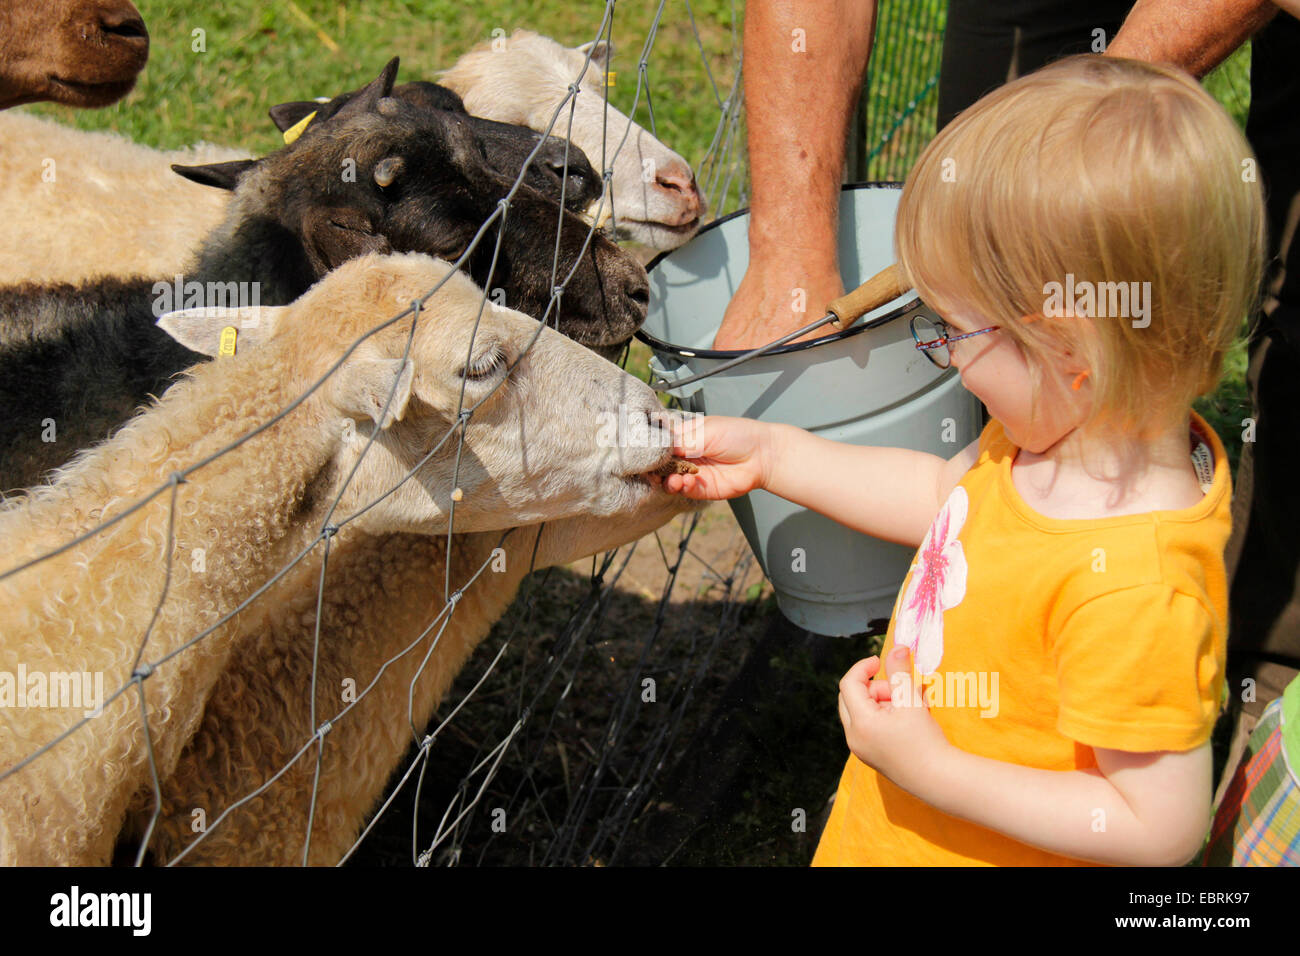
[938,0,1134,130]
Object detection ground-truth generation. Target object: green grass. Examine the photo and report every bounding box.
[23,1,741,171]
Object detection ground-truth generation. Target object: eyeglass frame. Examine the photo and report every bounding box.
[909,314,999,369]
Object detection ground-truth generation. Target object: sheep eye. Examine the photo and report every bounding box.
[461,346,506,381]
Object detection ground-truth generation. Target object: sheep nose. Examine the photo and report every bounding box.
[99,2,149,43]
[654,163,703,220]
[621,265,650,316]
[614,404,676,473]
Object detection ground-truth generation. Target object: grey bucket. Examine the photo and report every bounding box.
[637,183,983,637]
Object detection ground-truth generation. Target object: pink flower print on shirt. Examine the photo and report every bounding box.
[896,485,968,675]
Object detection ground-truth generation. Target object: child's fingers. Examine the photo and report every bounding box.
[838,660,883,723]
[868,678,893,703]
[842,656,881,687]
[670,415,711,458]
[883,645,924,708]
[662,470,717,499]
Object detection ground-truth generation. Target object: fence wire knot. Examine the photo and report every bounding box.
[316,720,333,740]
[552,285,565,301]
[321,524,339,539]
[567,81,581,97]
[168,471,187,487]
[132,663,154,682]
[448,589,463,608]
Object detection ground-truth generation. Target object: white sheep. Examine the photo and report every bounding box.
[0,31,703,286]
[439,30,705,251]
[0,251,690,866]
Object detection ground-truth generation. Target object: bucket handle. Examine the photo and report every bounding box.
[650,264,909,392]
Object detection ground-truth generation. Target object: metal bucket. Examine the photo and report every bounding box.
[637,183,983,637]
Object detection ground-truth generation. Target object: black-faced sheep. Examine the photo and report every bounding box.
[0,251,690,867]
[0,0,148,109]
[0,62,648,495]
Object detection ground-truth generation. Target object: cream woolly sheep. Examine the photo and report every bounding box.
[125,504,694,866]
[439,30,705,251]
[0,111,245,285]
[0,251,688,866]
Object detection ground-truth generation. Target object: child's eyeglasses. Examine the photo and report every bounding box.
[910,315,999,369]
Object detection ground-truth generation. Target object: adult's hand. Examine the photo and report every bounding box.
[712,0,876,351]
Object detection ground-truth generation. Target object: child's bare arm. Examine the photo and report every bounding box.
[841,649,1214,866]
[668,415,980,548]
[911,741,1213,866]
[764,424,964,546]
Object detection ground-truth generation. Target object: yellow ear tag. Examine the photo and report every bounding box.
[218,326,238,358]
[282,110,317,145]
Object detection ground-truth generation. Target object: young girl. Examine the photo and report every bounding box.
[657,55,1265,866]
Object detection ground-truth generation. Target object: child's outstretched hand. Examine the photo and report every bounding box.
[838,646,951,792]
[660,414,775,500]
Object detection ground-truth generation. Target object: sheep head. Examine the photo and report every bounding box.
[172,61,648,355]
[0,0,148,109]
[439,29,706,251]
[156,252,687,537]
[266,76,604,218]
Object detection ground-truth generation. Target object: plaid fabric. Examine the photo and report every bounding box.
[1203,697,1300,866]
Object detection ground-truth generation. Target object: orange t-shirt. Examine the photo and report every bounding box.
[811,414,1231,866]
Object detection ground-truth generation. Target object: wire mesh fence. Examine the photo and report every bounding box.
[0,0,760,868]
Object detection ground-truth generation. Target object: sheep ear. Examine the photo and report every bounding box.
[172,160,258,191]
[576,40,612,68]
[396,81,466,114]
[332,358,414,428]
[156,306,283,357]
[269,100,324,133]
[331,58,400,122]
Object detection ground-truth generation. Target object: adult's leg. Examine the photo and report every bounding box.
[939,0,1134,129]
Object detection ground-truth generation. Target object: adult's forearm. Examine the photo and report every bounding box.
[744,1,876,260]
[1106,0,1278,76]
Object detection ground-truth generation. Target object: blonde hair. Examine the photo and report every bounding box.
[896,55,1265,436]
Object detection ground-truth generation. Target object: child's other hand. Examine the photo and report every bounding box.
[837,647,950,790]
[660,414,775,500]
